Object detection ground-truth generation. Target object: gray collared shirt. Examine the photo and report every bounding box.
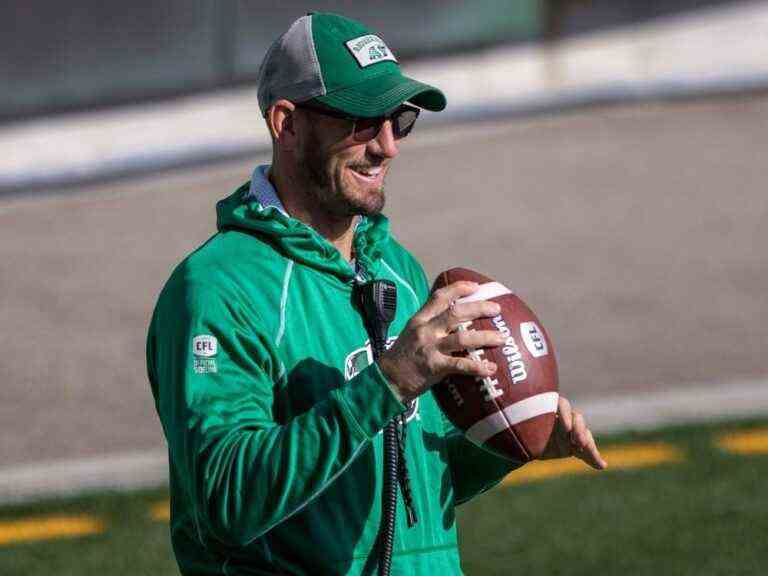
[246,164,288,216]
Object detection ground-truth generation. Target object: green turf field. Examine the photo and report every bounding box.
[1,419,766,576]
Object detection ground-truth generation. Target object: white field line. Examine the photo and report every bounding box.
[576,379,768,434]
[0,448,168,505]
[0,379,766,504]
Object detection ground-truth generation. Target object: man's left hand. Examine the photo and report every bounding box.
[541,396,607,470]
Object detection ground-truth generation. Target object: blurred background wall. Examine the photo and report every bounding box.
[0,0,743,122]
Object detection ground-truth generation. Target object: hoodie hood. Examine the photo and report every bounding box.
[216,183,390,282]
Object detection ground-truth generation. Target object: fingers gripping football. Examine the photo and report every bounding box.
[410,283,471,325]
[437,327,505,354]
[378,282,502,403]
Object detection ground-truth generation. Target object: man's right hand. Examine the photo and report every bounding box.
[378,281,507,403]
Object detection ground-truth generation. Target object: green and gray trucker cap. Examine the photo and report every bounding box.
[257,12,446,118]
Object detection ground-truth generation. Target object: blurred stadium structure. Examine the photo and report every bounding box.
[0,0,746,121]
[1,0,767,506]
[2,0,768,193]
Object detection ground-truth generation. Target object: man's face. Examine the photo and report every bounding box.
[293,109,400,218]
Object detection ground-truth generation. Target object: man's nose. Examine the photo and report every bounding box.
[368,119,399,159]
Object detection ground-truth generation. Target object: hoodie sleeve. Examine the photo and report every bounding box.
[438,409,523,505]
[147,280,405,548]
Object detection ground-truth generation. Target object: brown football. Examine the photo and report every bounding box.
[432,267,559,462]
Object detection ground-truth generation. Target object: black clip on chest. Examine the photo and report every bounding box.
[357,280,397,362]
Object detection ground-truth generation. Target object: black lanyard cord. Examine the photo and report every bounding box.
[396,412,418,528]
[355,278,417,576]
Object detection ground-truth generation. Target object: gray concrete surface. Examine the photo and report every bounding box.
[1,95,767,469]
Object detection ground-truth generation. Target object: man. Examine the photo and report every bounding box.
[147,12,605,576]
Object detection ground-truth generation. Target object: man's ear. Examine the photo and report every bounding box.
[267,99,298,152]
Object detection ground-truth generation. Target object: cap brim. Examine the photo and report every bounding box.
[314,72,446,117]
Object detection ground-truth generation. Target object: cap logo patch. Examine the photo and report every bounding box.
[345,34,397,68]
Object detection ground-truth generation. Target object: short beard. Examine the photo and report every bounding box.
[298,124,386,218]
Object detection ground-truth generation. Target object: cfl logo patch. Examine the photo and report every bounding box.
[193,335,218,357]
[520,322,548,358]
[192,335,218,374]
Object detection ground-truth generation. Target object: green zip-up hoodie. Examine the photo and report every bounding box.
[147,183,519,575]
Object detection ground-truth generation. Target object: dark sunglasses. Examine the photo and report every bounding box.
[296,101,420,142]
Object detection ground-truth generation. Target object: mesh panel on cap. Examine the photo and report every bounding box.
[257,15,326,114]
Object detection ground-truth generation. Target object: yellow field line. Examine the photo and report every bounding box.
[503,442,684,485]
[0,514,104,546]
[715,427,768,455]
[149,500,170,522]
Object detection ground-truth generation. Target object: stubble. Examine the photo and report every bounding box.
[298,124,386,218]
